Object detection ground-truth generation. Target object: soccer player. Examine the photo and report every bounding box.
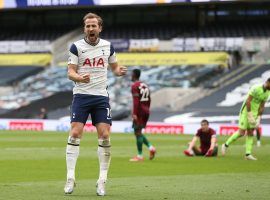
[38,107,48,119]
[222,78,270,160]
[129,69,156,162]
[183,119,218,157]
[64,13,127,196]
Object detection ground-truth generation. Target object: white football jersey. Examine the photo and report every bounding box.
[68,38,117,97]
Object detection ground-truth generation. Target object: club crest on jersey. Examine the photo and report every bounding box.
[83,58,105,67]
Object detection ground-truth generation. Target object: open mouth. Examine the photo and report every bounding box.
[89,33,95,37]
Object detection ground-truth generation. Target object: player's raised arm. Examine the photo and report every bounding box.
[108,43,127,76]
[67,42,90,83]
[67,64,90,83]
[110,62,127,76]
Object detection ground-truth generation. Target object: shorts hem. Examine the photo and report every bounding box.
[70,120,87,125]
[92,121,112,126]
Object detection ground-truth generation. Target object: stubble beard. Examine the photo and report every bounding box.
[87,33,99,45]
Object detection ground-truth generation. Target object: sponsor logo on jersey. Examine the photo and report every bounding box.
[83,58,105,67]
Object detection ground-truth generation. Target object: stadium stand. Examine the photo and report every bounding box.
[168,64,270,122]
[0,67,71,111]
[101,23,270,39]
[0,91,72,119]
[0,66,44,86]
[0,28,73,41]
[0,64,225,119]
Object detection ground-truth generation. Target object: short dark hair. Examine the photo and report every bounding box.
[201,119,209,125]
[267,77,270,82]
[83,12,103,27]
[133,69,141,79]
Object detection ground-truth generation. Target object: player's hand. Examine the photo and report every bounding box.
[205,149,213,157]
[132,114,138,122]
[80,73,90,83]
[118,66,127,76]
[247,112,256,126]
[255,116,261,128]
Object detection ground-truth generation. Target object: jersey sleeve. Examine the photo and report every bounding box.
[68,43,79,65]
[108,43,117,64]
[132,84,140,116]
[248,85,258,98]
[211,128,217,138]
[195,129,201,137]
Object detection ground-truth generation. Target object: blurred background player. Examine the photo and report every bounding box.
[129,69,156,162]
[64,12,127,196]
[39,107,48,119]
[222,78,270,160]
[184,119,218,157]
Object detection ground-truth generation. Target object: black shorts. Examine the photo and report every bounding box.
[192,146,218,156]
[71,94,112,125]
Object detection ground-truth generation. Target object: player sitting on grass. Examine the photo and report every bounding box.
[184,119,218,157]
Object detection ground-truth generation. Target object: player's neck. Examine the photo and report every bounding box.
[85,37,100,46]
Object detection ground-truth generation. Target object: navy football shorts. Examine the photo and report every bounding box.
[71,94,112,125]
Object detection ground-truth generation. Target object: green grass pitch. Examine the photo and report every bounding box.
[0,130,270,200]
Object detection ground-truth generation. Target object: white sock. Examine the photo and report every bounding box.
[149,145,155,151]
[66,136,80,180]
[97,138,111,182]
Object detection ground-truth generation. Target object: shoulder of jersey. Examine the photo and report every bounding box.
[248,84,261,91]
[98,38,111,46]
[73,39,85,47]
[134,81,141,86]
